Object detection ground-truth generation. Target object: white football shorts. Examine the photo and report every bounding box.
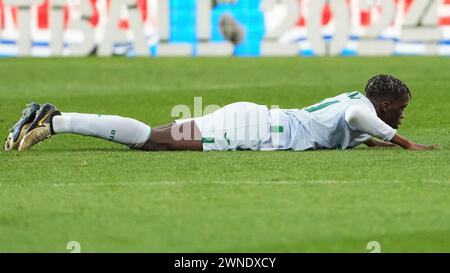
[174,102,274,151]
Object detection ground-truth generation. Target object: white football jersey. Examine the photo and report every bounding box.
[267,91,396,151]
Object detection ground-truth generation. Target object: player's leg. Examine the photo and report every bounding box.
[17,103,203,151]
[139,120,203,151]
[16,101,270,152]
[18,103,151,151]
[51,112,152,148]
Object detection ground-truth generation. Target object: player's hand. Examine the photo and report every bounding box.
[407,143,439,150]
[391,134,439,150]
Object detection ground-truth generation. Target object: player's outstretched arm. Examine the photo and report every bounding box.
[365,138,397,148]
[345,105,438,151]
[390,134,439,150]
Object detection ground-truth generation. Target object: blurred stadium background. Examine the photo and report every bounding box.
[0,0,449,57]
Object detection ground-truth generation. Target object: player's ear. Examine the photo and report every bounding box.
[381,101,391,113]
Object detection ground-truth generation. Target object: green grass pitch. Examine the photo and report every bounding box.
[0,57,449,253]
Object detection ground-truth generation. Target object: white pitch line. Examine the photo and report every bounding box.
[0,179,449,188]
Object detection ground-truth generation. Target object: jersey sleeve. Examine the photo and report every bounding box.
[344,103,396,141]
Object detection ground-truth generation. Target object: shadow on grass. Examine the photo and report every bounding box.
[25,147,204,153]
[21,147,133,153]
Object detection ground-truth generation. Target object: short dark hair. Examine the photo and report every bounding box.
[365,74,411,100]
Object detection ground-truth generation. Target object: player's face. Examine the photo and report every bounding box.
[383,95,410,129]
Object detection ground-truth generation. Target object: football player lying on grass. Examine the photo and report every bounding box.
[4,74,438,152]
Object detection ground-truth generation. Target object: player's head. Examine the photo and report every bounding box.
[365,74,411,129]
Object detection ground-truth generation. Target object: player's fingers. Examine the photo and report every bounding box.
[425,144,439,150]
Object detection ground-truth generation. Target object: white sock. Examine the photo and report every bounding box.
[52,113,151,148]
